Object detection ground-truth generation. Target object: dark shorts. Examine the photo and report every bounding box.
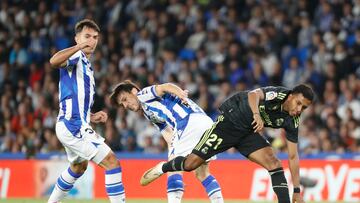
[192,114,270,160]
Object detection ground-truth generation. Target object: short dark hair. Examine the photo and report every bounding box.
[75,19,100,34]
[292,84,315,102]
[109,80,140,106]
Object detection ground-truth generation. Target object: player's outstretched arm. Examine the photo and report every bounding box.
[287,140,305,203]
[155,83,188,104]
[248,88,265,133]
[49,41,93,68]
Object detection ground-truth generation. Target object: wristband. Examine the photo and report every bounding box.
[293,187,300,193]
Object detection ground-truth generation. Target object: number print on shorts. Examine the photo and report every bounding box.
[205,134,223,150]
[85,128,94,134]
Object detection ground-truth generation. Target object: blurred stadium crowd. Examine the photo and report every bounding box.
[0,0,359,157]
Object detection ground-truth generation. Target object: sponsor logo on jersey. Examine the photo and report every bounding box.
[259,105,272,126]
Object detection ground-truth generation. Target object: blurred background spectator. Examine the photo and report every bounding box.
[0,0,359,157]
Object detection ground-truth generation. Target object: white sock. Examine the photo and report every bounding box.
[201,175,224,203]
[167,174,184,203]
[167,190,184,203]
[48,167,83,203]
[209,190,224,203]
[105,167,125,203]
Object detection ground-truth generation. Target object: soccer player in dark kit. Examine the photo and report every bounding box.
[140,84,314,203]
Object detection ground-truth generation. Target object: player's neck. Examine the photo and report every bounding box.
[282,99,289,113]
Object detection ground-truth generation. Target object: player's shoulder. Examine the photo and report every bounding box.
[262,86,290,101]
[261,85,290,93]
[71,50,83,59]
[286,114,300,129]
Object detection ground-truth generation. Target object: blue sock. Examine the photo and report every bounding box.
[48,167,83,202]
[167,174,184,203]
[201,175,222,198]
[105,167,125,203]
[167,174,184,193]
[57,167,82,191]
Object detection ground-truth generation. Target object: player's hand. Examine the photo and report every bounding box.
[251,113,264,133]
[178,89,189,106]
[292,193,305,203]
[91,111,108,123]
[77,40,95,50]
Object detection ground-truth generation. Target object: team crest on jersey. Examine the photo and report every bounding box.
[201,146,209,154]
[272,105,280,110]
[275,118,284,126]
[266,91,277,101]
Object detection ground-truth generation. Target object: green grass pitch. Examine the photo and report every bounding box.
[0,199,349,203]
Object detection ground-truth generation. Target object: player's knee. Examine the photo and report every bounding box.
[195,169,210,181]
[267,156,282,170]
[102,152,120,170]
[194,164,210,181]
[71,161,88,174]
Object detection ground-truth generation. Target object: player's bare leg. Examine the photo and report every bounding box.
[248,146,290,203]
[140,153,205,186]
[194,162,224,203]
[99,151,125,203]
[48,161,88,203]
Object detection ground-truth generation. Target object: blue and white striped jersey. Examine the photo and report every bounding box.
[57,50,95,135]
[137,85,206,134]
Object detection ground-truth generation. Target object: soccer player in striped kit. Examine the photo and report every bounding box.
[48,19,125,203]
[110,81,224,203]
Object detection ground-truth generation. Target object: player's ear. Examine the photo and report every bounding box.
[74,35,79,44]
[131,88,138,95]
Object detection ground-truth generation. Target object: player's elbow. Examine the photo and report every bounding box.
[49,57,59,68]
[49,55,65,68]
[156,83,172,96]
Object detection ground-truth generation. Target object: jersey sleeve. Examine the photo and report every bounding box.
[284,116,300,143]
[137,85,160,103]
[153,122,167,132]
[261,86,290,103]
[65,51,81,68]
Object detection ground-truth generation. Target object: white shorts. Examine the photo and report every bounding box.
[169,113,216,161]
[55,122,111,164]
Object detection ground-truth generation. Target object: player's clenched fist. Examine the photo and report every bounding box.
[91,111,108,123]
[77,40,96,49]
[179,89,189,105]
